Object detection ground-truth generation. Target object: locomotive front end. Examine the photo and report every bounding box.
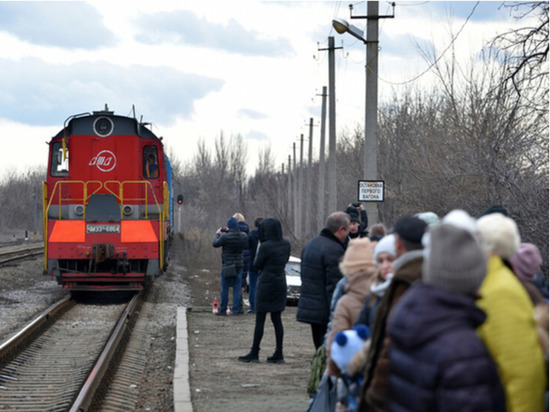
[43,108,171,291]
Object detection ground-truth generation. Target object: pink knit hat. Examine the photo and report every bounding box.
[510,243,542,282]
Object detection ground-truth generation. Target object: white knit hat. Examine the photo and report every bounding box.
[477,213,520,260]
[330,325,370,372]
[374,234,396,261]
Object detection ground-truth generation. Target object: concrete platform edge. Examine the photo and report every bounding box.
[174,306,193,412]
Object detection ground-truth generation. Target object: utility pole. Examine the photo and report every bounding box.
[339,1,394,226]
[318,37,342,214]
[365,1,380,225]
[306,118,314,238]
[298,134,304,239]
[317,86,327,231]
[293,142,298,237]
[287,155,292,227]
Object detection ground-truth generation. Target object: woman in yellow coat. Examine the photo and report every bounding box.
[477,213,546,412]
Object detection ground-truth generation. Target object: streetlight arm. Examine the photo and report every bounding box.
[332,18,366,44]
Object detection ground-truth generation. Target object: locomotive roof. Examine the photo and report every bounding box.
[53,111,160,140]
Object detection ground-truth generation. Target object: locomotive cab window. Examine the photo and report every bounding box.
[144,146,158,178]
[51,141,69,177]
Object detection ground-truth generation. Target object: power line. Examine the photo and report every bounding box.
[378,1,480,86]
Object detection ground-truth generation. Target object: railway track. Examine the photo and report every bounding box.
[0,243,43,265]
[0,291,143,411]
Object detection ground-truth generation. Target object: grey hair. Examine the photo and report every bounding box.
[326,211,350,233]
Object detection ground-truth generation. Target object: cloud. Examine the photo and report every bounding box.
[238,108,268,120]
[0,2,115,49]
[244,130,270,142]
[0,58,224,126]
[133,9,294,57]
[423,2,506,22]
[381,33,435,59]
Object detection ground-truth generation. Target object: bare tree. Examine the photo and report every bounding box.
[493,1,548,113]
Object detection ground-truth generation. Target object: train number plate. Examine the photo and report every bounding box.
[86,224,120,234]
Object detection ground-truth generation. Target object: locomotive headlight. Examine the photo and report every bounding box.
[123,205,133,216]
[93,116,114,137]
[74,205,84,216]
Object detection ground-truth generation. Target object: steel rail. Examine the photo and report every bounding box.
[69,291,142,412]
[0,295,71,362]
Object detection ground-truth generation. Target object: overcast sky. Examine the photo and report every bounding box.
[0,1,531,177]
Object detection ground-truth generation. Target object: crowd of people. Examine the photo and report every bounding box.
[212,204,548,412]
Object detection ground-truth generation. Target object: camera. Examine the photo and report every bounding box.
[221,228,229,233]
[352,202,361,208]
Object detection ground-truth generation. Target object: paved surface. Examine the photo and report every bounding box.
[175,305,314,412]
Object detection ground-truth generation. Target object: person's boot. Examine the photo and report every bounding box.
[238,347,259,363]
[266,347,284,363]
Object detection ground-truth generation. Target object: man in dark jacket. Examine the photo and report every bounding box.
[212,217,248,315]
[297,211,350,350]
[387,214,505,411]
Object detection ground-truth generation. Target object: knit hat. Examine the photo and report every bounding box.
[477,213,520,260]
[374,234,396,261]
[393,215,428,245]
[415,212,440,227]
[340,237,374,276]
[477,204,509,219]
[330,325,370,373]
[227,217,238,229]
[345,206,360,223]
[423,223,487,295]
[510,243,542,282]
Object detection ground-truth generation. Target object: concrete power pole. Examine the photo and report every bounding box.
[317,86,327,231]
[318,37,342,215]
[365,1,380,225]
[328,37,338,213]
[287,155,291,226]
[306,118,313,238]
[298,134,304,239]
[293,142,298,237]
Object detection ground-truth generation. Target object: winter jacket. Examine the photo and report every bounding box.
[248,227,260,273]
[477,255,546,412]
[359,250,423,411]
[238,220,251,272]
[212,228,248,269]
[253,218,291,313]
[387,282,506,412]
[297,228,346,326]
[326,268,376,375]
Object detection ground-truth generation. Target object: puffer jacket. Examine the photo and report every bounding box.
[387,282,506,412]
[212,227,248,269]
[326,267,376,375]
[253,218,291,313]
[297,228,346,325]
[238,220,251,271]
[477,255,547,412]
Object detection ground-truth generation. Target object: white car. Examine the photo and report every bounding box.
[285,256,301,305]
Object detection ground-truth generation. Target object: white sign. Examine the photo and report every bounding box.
[358,180,384,202]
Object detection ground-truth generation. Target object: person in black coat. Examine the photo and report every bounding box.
[212,217,248,315]
[247,217,263,313]
[238,217,291,363]
[297,211,350,350]
[386,214,506,412]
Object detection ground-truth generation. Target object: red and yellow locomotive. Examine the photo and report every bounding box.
[43,107,173,291]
